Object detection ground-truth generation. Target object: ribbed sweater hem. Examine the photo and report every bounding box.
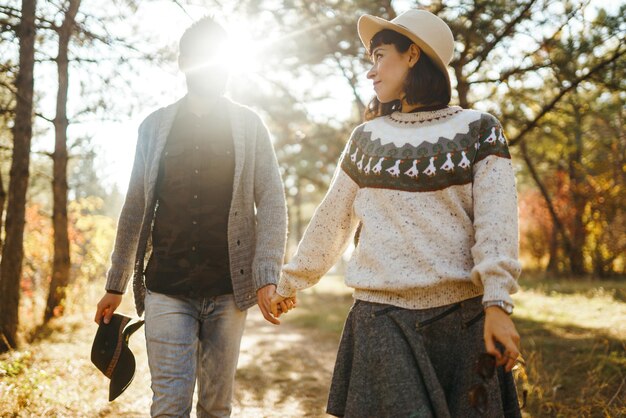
[351,281,484,310]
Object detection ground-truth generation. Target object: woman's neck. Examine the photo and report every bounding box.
[401,101,447,113]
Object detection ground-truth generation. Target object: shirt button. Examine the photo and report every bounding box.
[237,240,241,246]
[194,169,199,174]
[192,246,196,251]
[192,220,197,225]
[194,195,198,199]
[165,151,169,156]
[240,269,244,275]
[195,146,199,150]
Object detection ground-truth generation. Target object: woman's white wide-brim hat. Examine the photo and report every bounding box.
[358,9,455,95]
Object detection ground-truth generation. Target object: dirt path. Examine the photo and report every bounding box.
[234,310,340,417]
[1,287,348,418]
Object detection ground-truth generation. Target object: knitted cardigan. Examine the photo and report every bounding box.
[105,97,287,315]
[277,106,521,309]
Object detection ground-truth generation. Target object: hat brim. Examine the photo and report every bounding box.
[357,14,451,95]
[108,345,136,402]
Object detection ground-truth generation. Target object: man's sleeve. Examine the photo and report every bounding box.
[251,116,288,291]
[104,121,148,294]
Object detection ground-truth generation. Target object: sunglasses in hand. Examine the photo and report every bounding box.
[468,352,527,414]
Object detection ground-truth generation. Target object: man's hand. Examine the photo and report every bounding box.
[257,284,282,325]
[94,293,123,325]
[484,306,521,372]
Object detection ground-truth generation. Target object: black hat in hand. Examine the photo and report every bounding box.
[91,313,144,401]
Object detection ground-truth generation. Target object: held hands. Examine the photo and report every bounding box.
[483,306,521,372]
[270,293,296,319]
[256,284,296,325]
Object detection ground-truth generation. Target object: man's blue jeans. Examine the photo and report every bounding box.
[144,289,247,417]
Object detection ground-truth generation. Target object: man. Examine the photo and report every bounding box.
[94,16,287,417]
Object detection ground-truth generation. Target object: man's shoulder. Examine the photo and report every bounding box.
[138,99,183,131]
[138,108,162,130]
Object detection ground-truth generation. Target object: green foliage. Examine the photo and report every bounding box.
[0,350,32,378]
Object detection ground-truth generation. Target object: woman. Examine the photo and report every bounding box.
[271,9,522,417]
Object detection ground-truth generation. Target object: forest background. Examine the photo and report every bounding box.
[0,0,624,416]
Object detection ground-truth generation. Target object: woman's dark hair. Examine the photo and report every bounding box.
[364,29,450,121]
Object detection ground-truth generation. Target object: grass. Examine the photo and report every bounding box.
[1,274,625,417]
[512,275,626,417]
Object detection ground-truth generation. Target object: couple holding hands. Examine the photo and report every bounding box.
[95,8,522,418]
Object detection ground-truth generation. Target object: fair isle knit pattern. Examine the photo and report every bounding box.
[277,106,522,309]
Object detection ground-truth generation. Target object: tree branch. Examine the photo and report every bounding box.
[35,112,54,123]
[468,62,552,84]
[519,141,573,254]
[470,0,540,71]
[509,45,626,147]
[302,5,366,115]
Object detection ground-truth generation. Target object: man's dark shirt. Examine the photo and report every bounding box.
[145,97,235,297]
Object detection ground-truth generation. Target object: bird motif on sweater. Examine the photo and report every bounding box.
[440,153,455,172]
[423,157,437,177]
[405,160,419,178]
[386,159,402,177]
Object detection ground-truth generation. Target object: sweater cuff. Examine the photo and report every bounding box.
[276,279,297,298]
[252,263,280,291]
[105,264,131,295]
[480,278,518,306]
[471,258,521,307]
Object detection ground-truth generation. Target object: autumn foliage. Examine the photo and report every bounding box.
[18,197,115,332]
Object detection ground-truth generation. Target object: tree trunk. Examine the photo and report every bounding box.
[453,63,470,109]
[546,226,559,274]
[0,0,37,353]
[568,99,586,276]
[44,0,80,323]
[0,169,6,255]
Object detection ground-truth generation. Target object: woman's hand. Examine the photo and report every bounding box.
[270,293,297,319]
[483,307,521,372]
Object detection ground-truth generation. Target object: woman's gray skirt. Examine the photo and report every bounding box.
[326,296,521,418]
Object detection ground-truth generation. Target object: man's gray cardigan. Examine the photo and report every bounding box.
[105,97,287,316]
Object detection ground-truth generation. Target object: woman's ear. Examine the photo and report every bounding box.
[408,44,421,68]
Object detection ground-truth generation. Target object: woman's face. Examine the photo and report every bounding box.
[367,43,420,104]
